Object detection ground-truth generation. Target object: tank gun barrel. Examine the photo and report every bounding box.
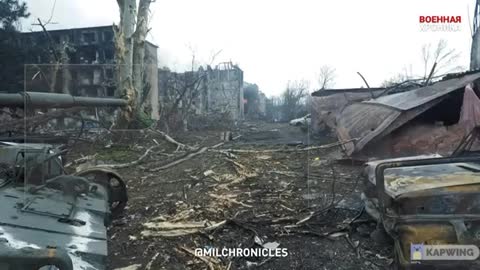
[0,92,127,108]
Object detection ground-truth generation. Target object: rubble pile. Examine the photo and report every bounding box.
[64,122,392,269]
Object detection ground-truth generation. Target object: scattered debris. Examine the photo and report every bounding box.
[209,193,253,208]
[177,246,226,270]
[67,121,376,269]
[65,153,98,168]
[203,170,215,177]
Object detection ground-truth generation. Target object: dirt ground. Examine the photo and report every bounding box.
[68,121,393,270]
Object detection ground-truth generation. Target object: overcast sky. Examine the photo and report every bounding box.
[22,0,474,97]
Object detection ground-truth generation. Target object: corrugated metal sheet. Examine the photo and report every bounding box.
[335,71,480,155]
[364,72,480,111]
[336,103,401,155]
[310,91,383,133]
[311,88,384,97]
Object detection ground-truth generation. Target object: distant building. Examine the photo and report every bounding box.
[158,62,245,121]
[243,82,266,118]
[20,25,159,119]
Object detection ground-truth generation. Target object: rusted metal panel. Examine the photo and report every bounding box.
[335,103,401,155]
[310,92,380,135]
[384,163,480,198]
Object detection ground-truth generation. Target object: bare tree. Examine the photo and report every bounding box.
[317,65,336,89]
[381,65,414,87]
[421,39,461,80]
[159,48,225,131]
[383,40,462,87]
[115,0,155,127]
[281,80,309,120]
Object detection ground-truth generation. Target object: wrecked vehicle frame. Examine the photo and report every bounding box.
[376,156,480,267]
[364,125,480,269]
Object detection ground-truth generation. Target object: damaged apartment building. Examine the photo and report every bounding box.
[158,62,249,127]
[20,25,160,120]
[20,26,259,127]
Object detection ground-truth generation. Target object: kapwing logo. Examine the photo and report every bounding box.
[410,243,479,261]
[411,244,423,261]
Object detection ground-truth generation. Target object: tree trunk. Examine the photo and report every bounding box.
[115,0,137,127]
[133,0,151,113]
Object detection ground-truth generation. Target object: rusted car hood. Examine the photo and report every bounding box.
[366,154,480,198]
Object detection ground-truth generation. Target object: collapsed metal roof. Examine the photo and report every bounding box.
[336,71,480,155]
[311,87,385,97]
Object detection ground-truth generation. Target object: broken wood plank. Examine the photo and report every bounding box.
[209,193,253,208]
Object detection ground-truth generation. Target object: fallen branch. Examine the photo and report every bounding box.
[150,146,208,171]
[149,129,194,151]
[215,138,358,154]
[96,145,162,169]
[150,136,241,172]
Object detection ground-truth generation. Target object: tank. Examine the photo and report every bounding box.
[0,141,127,270]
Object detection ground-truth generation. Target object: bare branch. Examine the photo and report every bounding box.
[281,80,309,120]
[209,49,223,66]
[44,0,57,25]
[422,39,461,80]
[317,65,336,89]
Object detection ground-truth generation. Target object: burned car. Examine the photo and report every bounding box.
[362,127,480,269]
[289,114,311,126]
[0,140,127,270]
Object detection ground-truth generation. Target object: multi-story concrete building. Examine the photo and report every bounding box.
[21,25,159,119]
[20,26,247,124]
[158,62,244,121]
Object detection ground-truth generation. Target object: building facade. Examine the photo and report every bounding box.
[21,25,159,120]
[158,62,244,121]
